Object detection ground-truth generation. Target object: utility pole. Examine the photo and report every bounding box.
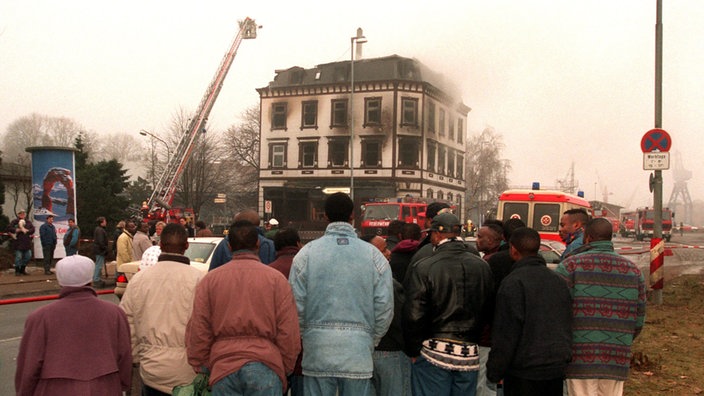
[652,0,664,304]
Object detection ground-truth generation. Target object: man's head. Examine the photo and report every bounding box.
[46,215,54,224]
[361,234,391,261]
[68,218,75,227]
[96,216,106,227]
[17,210,26,219]
[159,223,189,254]
[476,224,503,254]
[387,220,405,240]
[195,220,207,231]
[502,217,526,241]
[137,221,149,234]
[423,202,451,228]
[559,208,590,241]
[426,212,462,246]
[125,221,137,234]
[179,217,188,226]
[584,217,614,244]
[228,220,260,253]
[324,192,354,223]
[56,255,94,287]
[234,209,261,227]
[274,227,301,251]
[401,222,422,241]
[508,227,541,262]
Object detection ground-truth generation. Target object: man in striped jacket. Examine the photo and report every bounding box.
[555,218,646,396]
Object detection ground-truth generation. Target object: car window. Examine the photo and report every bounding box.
[185,242,216,263]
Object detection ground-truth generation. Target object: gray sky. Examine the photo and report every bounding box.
[2,1,702,210]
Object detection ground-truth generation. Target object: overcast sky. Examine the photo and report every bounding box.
[2,1,702,210]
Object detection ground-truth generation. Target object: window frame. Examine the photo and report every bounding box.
[427,102,436,133]
[364,97,382,126]
[327,139,349,168]
[269,142,287,168]
[398,137,419,169]
[301,100,318,129]
[271,102,288,130]
[298,140,318,168]
[361,139,382,168]
[330,99,348,127]
[401,97,418,127]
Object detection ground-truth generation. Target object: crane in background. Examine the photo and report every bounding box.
[146,18,259,221]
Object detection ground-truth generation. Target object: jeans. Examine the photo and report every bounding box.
[42,245,55,272]
[411,355,478,396]
[212,362,282,396]
[15,249,32,270]
[477,346,496,396]
[304,376,373,396]
[372,350,412,396]
[94,254,105,282]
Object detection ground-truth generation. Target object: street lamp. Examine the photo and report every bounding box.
[139,129,171,161]
[350,27,367,203]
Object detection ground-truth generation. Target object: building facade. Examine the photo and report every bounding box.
[257,55,469,229]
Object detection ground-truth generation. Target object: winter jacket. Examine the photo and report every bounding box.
[389,239,419,282]
[120,253,205,393]
[8,218,35,251]
[209,231,276,269]
[487,255,573,383]
[15,287,132,395]
[187,251,301,391]
[269,245,300,280]
[116,230,134,266]
[290,221,394,379]
[93,225,109,256]
[39,222,57,248]
[64,226,80,255]
[403,238,494,357]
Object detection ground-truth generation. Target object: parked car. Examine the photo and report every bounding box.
[114,237,222,298]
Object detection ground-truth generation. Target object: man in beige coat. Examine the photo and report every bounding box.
[120,223,205,395]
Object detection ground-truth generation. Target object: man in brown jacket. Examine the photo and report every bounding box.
[186,220,301,395]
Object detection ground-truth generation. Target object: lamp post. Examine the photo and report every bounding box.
[350,28,367,203]
[139,129,172,189]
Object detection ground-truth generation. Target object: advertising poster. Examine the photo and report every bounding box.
[27,147,77,259]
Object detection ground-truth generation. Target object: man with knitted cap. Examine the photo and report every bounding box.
[16,255,132,394]
[403,212,494,396]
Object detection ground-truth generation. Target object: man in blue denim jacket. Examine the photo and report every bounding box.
[290,192,394,396]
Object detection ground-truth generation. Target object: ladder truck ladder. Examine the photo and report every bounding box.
[148,17,258,213]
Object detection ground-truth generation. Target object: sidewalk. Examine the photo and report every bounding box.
[0,261,117,300]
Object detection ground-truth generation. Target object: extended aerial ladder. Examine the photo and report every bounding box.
[147,18,258,218]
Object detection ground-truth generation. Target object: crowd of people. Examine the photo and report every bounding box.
[13,197,646,396]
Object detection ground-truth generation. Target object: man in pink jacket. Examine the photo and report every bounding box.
[186,220,301,395]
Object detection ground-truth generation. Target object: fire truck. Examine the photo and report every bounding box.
[360,200,427,236]
[634,206,674,242]
[619,210,637,237]
[144,18,259,223]
[496,187,592,242]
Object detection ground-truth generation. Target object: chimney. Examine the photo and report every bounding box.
[355,28,366,60]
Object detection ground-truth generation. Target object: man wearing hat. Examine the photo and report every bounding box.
[7,209,35,276]
[265,218,279,239]
[403,212,494,396]
[15,255,132,395]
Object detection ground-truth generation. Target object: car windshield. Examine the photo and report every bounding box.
[185,242,216,264]
[363,204,399,220]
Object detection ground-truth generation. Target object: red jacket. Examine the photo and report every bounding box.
[186,251,301,391]
[15,287,132,395]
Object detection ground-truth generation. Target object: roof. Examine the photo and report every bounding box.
[259,55,465,107]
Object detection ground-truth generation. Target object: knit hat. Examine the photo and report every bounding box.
[56,255,94,287]
[140,245,162,271]
[425,212,462,233]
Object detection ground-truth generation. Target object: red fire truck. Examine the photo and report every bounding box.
[619,210,637,237]
[360,201,428,236]
[497,188,592,242]
[634,207,673,242]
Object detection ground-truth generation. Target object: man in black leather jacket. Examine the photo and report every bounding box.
[402,212,494,396]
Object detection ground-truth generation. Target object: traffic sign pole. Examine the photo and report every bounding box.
[652,0,664,305]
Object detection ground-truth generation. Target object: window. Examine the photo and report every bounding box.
[272,103,287,130]
[457,155,464,178]
[398,138,419,168]
[427,102,436,133]
[269,143,287,168]
[426,141,436,172]
[447,149,455,178]
[449,117,455,140]
[301,101,318,129]
[364,97,381,125]
[437,146,446,175]
[362,140,381,167]
[299,141,318,168]
[457,118,464,143]
[331,99,348,127]
[328,139,348,167]
[401,97,418,126]
[439,109,446,136]
[437,191,444,200]
[447,192,453,202]
[427,189,434,199]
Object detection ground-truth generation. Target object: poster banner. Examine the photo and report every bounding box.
[27,147,77,259]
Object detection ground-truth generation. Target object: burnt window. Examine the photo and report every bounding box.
[328,139,348,167]
[269,143,287,168]
[457,118,464,144]
[299,141,318,168]
[398,138,419,168]
[427,188,434,199]
[457,155,464,178]
[439,109,446,137]
[438,146,446,175]
[427,102,436,133]
[331,99,348,127]
[362,140,381,167]
[426,141,436,172]
[449,117,455,140]
[447,149,455,178]
[401,97,418,126]
[301,101,318,129]
[364,97,381,126]
[272,103,287,130]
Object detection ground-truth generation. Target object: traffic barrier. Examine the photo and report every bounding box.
[650,238,665,290]
[0,289,114,305]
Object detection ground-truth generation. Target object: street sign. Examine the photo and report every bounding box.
[643,152,670,170]
[641,128,671,153]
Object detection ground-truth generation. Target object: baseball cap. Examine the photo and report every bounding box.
[268,218,279,226]
[424,212,462,233]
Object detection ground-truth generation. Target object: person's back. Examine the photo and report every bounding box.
[289,192,393,395]
[120,224,205,394]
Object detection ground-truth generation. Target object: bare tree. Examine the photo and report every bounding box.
[2,113,86,162]
[225,104,260,170]
[465,127,511,223]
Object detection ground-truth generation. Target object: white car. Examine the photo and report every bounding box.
[114,237,223,298]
